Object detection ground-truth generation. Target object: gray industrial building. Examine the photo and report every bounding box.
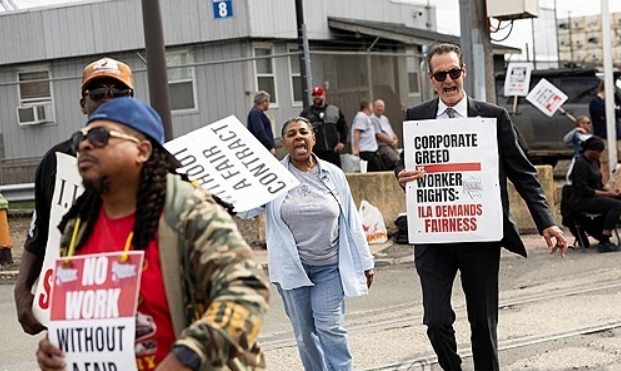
[0,0,514,184]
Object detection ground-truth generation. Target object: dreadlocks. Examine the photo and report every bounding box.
[59,143,234,251]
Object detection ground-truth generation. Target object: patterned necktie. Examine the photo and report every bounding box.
[445,107,456,118]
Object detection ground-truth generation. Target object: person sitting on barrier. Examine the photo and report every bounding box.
[569,135,621,253]
[562,115,592,182]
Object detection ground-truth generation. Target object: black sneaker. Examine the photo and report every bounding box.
[596,242,618,253]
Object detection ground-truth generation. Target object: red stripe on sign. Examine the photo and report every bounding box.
[420,163,481,173]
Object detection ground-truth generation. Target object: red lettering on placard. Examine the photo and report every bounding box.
[37,268,54,309]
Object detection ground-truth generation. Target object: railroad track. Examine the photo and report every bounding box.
[261,280,621,370]
[364,319,621,371]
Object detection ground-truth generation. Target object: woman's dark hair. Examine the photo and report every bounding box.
[281,116,313,137]
[59,141,233,252]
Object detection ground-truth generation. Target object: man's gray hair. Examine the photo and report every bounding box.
[254,90,271,105]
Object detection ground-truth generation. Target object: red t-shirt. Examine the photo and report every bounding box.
[79,209,176,371]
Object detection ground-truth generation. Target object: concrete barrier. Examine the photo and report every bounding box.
[235,165,558,245]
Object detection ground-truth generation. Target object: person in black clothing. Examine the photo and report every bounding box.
[394,43,568,371]
[300,86,348,168]
[13,57,135,335]
[246,90,276,155]
[569,136,621,253]
[589,80,621,184]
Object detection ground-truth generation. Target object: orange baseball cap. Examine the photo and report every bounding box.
[81,57,134,91]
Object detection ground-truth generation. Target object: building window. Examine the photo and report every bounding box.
[17,68,54,126]
[289,47,303,105]
[406,50,421,96]
[254,45,277,105]
[408,71,420,94]
[167,50,196,111]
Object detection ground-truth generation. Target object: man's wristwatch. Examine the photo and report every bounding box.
[172,344,201,371]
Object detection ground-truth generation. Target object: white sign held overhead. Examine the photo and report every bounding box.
[503,62,533,97]
[165,115,299,212]
[525,78,568,117]
[33,115,298,327]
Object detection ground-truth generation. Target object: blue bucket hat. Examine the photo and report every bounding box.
[87,97,164,144]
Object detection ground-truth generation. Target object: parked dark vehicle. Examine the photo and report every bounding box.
[495,68,621,166]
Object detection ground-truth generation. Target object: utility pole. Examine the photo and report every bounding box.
[531,17,537,69]
[295,0,312,107]
[141,0,173,141]
[459,0,474,96]
[460,0,494,101]
[601,0,617,173]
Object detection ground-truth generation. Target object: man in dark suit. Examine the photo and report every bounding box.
[394,43,568,371]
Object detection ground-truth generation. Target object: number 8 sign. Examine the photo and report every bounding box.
[212,0,233,19]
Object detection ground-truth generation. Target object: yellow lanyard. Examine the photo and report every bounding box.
[65,217,134,264]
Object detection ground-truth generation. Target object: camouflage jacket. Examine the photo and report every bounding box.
[59,174,270,370]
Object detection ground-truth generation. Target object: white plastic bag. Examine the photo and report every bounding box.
[340,154,361,173]
[359,200,388,244]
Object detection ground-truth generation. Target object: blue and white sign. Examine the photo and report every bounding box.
[213,0,233,19]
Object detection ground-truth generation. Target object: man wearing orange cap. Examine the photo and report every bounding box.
[14,57,135,335]
[300,86,348,168]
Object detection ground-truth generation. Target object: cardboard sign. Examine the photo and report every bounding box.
[48,251,144,371]
[165,115,299,212]
[33,115,298,327]
[526,78,568,117]
[403,118,502,244]
[503,62,533,97]
[32,153,83,326]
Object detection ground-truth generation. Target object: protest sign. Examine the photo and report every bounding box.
[403,118,502,244]
[165,115,299,212]
[33,115,298,326]
[525,78,568,117]
[503,62,533,97]
[32,153,83,326]
[48,251,144,371]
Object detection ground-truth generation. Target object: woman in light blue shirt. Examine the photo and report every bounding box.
[241,117,374,371]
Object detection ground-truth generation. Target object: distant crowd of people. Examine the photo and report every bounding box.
[246,86,402,172]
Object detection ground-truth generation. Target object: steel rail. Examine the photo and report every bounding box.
[260,281,621,351]
[364,320,621,371]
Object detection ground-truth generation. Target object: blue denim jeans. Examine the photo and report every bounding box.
[276,263,352,371]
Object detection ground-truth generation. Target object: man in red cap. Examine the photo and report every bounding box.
[14,57,135,335]
[300,86,348,167]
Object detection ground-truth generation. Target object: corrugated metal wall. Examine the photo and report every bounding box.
[0,0,434,183]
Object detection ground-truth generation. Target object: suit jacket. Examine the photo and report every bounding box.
[395,97,555,257]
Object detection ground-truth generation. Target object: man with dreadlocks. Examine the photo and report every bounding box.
[35,97,270,371]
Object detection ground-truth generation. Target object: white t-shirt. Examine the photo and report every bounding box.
[352,111,378,152]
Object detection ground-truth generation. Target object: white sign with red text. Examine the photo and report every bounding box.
[48,252,143,371]
[525,78,568,117]
[403,118,502,244]
[503,62,533,97]
[33,116,298,326]
[32,153,83,326]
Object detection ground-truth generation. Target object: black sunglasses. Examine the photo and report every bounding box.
[431,68,464,82]
[83,84,132,101]
[71,126,140,152]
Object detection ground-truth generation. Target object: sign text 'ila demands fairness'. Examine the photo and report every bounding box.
[164,115,298,212]
[403,118,502,244]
